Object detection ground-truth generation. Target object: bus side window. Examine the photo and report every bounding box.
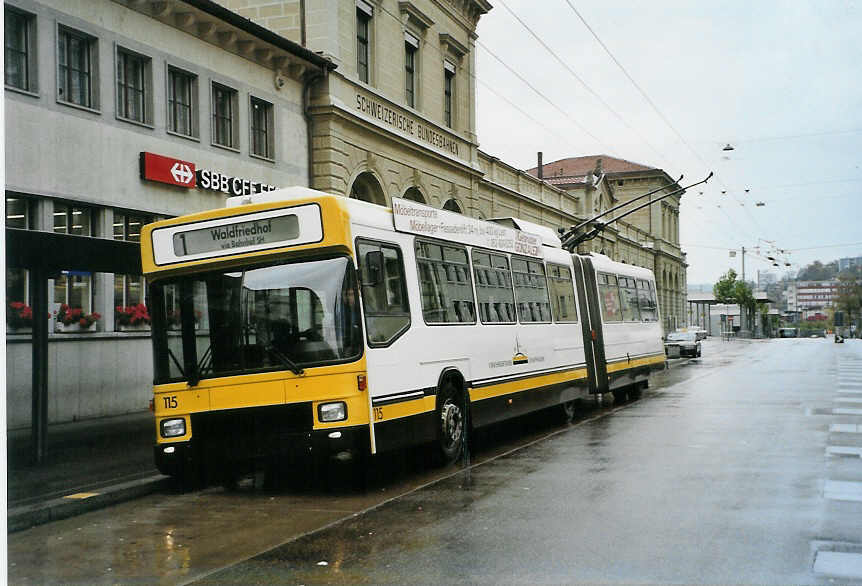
[357,240,411,346]
[598,272,623,322]
[512,258,551,323]
[472,251,515,324]
[636,279,658,321]
[416,240,475,324]
[548,263,578,323]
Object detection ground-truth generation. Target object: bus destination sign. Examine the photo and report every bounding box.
[391,197,542,258]
[150,204,323,266]
[173,215,299,257]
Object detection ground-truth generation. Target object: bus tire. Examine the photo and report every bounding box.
[613,389,627,405]
[434,379,467,465]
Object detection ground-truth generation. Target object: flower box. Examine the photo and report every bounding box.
[55,321,97,333]
[116,304,151,330]
[55,304,101,333]
[117,323,150,332]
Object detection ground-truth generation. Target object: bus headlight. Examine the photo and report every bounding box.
[318,402,347,422]
[160,418,186,438]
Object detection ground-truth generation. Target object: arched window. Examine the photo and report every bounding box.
[350,172,386,206]
[403,187,425,203]
[442,198,462,213]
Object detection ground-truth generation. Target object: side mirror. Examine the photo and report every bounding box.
[365,250,384,286]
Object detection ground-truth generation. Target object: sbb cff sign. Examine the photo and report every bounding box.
[139,152,279,196]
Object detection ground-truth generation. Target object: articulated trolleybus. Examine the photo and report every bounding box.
[141,187,665,484]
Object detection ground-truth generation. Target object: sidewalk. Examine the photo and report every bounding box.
[7,411,171,533]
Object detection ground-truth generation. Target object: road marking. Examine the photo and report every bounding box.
[824,480,862,502]
[834,398,862,403]
[835,389,862,395]
[814,551,862,579]
[63,492,100,500]
[830,424,862,433]
[834,408,862,415]
[827,446,862,457]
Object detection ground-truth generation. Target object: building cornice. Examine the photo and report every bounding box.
[113,0,334,78]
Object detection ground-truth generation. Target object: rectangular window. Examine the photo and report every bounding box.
[472,250,515,324]
[548,264,578,322]
[636,279,658,322]
[512,258,551,323]
[6,196,34,229]
[212,82,238,149]
[357,240,410,346]
[58,26,98,109]
[53,202,96,318]
[415,240,475,324]
[444,62,455,127]
[53,203,93,237]
[250,96,274,159]
[5,7,36,92]
[356,5,371,83]
[618,276,641,322]
[598,272,622,322]
[405,37,417,108]
[167,66,197,137]
[6,197,34,331]
[116,48,151,124]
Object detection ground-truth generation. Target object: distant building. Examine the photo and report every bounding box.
[839,256,862,272]
[784,280,840,319]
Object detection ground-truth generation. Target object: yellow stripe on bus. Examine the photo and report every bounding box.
[606,353,666,373]
[470,367,589,402]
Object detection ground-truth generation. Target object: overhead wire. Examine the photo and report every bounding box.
[475,39,608,148]
[373,1,604,157]
[562,0,773,242]
[494,0,675,169]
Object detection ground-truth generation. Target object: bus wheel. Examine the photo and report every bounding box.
[613,389,627,405]
[434,380,466,465]
[559,400,576,423]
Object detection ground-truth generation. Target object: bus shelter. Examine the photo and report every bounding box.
[6,228,142,464]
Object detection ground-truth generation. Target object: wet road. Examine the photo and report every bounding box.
[9,338,862,584]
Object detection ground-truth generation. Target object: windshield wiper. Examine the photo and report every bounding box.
[167,348,185,377]
[197,345,213,378]
[266,344,305,376]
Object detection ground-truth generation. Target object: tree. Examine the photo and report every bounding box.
[797,260,839,281]
[835,274,862,336]
[714,269,759,335]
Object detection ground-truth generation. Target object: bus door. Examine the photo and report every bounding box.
[573,256,608,394]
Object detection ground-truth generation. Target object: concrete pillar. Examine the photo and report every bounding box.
[94,209,115,331]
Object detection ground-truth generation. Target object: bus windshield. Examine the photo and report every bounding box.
[150,255,362,384]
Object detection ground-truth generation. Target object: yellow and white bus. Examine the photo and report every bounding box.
[140,187,665,485]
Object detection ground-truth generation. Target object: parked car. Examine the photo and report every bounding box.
[665,331,702,357]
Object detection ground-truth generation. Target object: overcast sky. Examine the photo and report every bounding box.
[474,0,862,286]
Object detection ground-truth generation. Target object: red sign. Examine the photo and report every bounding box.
[139,152,196,188]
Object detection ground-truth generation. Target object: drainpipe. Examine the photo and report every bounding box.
[303,68,326,188]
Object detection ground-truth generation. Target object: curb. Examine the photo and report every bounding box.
[8,474,173,533]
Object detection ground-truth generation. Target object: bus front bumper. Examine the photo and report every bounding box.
[154,425,368,478]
